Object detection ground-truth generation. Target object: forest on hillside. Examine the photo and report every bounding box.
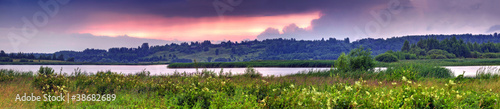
[1,33,500,63]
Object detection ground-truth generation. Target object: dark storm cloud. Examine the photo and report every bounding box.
[1,0,499,53]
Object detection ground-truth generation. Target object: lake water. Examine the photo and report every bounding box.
[0,65,498,77]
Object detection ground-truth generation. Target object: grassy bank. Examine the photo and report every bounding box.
[1,66,500,108]
[378,58,500,67]
[168,58,500,68]
[168,60,335,68]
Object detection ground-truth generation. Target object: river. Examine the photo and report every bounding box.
[0,65,498,77]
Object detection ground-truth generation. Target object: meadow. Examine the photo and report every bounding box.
[1,65,500,108]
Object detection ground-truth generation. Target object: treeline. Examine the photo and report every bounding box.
[0,50,74,62]
[376,36,500,62]
[36,33,500,63]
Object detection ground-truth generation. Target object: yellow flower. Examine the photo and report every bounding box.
[392,82,397,85]
[355,81,361,87]
[345,86,353,91]
[449,80,456,85]
[352,101,358,106]
[290,84,295,88]
[402,76,407,81]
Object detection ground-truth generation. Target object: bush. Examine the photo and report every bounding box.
[382,64,453,81]
[375,53,398,62]
[427,49,455,59]
[335,53,350,71]
[347,46,375,71]
[32,67,68,108]
[482,53,499,58]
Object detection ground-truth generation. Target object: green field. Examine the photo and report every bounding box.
[1,65,499,108]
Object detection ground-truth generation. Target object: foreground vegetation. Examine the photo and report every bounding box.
[1,65,500,108]
[2,46,500,108]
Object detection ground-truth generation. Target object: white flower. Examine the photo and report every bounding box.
[392,82,397,85]
[345,86,353,91]
[402,76,408,81]
[290,84,295,88]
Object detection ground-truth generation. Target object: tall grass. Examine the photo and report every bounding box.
[0,69,33,81]
[476,66,500,79]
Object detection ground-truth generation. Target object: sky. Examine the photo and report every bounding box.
[1,0,499,53]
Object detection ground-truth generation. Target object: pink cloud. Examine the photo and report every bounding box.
[68,11,321,41]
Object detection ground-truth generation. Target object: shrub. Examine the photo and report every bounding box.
[335,52,349,71]
[427,49,455,59]
[382,64,453,80]
[375,53,398,62]
[32,67,68,108]
[482,53,499,58]
[347,46,375,71]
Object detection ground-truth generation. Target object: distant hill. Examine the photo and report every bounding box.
[51,33,500,63]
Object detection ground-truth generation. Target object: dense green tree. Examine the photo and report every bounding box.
[401,40,410,52]
[0,50,6,57]
[57,54,64,61]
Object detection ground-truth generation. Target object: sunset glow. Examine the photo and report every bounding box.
[73,11,321,41]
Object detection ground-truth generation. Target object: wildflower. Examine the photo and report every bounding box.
[402,76,407,81]
[290,84,295,88]
[456,94,462,99]
[298,101,303,106]
[407,80,412,84]
[355,81,361,87]
[202,87,209,92]
[449,80,456,85]
[272,89,276,92]
[392,82,397,85]
[378,82,382,84]
[365,91,370,95]
[345,86,353,91]
[352,101,358,106]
